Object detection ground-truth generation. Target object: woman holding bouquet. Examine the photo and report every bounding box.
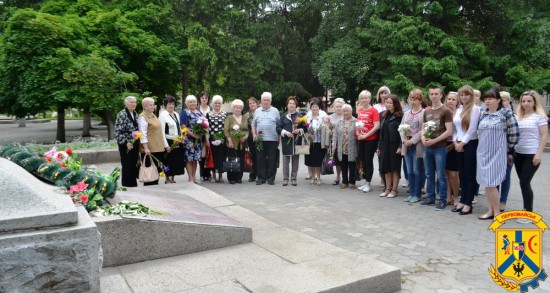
[198,91,212,182]
[399,89,425,203]
[138,97,171,186]
[115,96,140,187]
[377,95,403,197]
[159,95,185,184]
[356,90,381,193]
[180,95,204,183]
[277,96,306,186]
[329,98,345,185]
[304,98,329,185]
[332,104,358,189]
[206,95,227,183]
[223,99,248,184]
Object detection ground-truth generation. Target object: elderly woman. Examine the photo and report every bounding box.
[477,87,519,220]
[223,99,249,184]
[332,104,358,189]
[304,98,329,185]
[114,96,140,187]
[245,97,259,182]
[180,95,203,183]
[377,94,403,197]
[206,95,227,183]
[198,91,212,182]
[159,95,185,184]
[329,98,345,185]
[276,96,306,186]
[138,97,170,186]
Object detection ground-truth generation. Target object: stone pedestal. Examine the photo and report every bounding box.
[0,158,101,292]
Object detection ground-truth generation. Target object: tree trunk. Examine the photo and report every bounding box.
[82,107,92,137]
[103,109,115,140]
[18,117,26,127]
[182,65,189,98]
[56,104,66,142]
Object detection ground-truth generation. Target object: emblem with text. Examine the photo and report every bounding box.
[488,211,548,292]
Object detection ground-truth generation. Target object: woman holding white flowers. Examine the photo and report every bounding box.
[206,95,227,183]
[356,90,380,193]
[223,99,248,184]
[304,98,329,185]
[276,96,306,186]
[377,95,403,197]
[399,89,425,203]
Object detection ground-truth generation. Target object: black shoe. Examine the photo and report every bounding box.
[230,181,236,185]
[459,207,473,215]
[451,207,463,213]
[478,214,494,220]
[268,181,275,185]
[256,180,265,185]
[236,180,242,184]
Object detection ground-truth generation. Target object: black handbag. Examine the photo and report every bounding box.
[223,149,241,173]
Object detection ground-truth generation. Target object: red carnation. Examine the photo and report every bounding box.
[258,130,263,134]
[66,148,73,155]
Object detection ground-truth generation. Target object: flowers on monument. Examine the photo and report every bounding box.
[398,124,411,140]
[255,130,264,151]
[100,201,169,217]
[68,181,104,211]
[65,148,73,156]
[424,121,436,139]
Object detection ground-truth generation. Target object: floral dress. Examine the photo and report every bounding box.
[180,109,202,162]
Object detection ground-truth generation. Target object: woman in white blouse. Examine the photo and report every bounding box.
[159,95,186,184]
[514,91,548,222]
[452,85,481,215]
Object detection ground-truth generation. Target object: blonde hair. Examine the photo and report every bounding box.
[231,99,244,109]
[358,90,372,102]
[458,85,475,131]
[517,90,548,121]
[185,95,197,104]
[142,97,154,108]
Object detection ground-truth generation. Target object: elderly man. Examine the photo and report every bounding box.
[252,92,280,185]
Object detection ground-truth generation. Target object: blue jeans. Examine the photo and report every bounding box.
[424,146,447,203]
[499,161,513,204]
[404,145,422,198]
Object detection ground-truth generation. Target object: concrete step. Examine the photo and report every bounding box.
[100,184,401,293]
[94,189,252,267]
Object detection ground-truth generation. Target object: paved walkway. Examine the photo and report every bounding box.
[97,153,550,293]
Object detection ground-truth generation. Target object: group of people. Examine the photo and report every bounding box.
[114,86,547,221]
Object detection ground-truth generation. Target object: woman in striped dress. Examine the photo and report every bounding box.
[476,87,519,220]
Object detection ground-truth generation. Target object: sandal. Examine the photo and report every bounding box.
[340,184,349,189]
[316,178,321,186]
[380,189,391,197]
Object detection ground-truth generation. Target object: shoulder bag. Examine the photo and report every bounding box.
[138,154,159,183]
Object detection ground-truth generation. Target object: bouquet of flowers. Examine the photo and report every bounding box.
[192,116,209,146]
[43,147,82,170]
[170,127,188,149]
[231,124,247,139]
[127,131,143,152]
[212,131,224,146]
[323,116,333,131]
[398,124,411,140]
[255,130,264,151]
[355,121,365,135]
[69,181,104,211]
[424,121,436,139]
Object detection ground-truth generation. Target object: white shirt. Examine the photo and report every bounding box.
[373,103,386,113]
[452,105,480,143]
[159,110,181,140]
[515,113,547,154]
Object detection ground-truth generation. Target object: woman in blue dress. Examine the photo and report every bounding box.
[180,95,204,183]
[476,87,519,220]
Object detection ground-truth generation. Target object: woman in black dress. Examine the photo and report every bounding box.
[377,94,403,197]
[206,95,227,183]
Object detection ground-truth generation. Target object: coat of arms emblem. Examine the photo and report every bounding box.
[488,211,548,292]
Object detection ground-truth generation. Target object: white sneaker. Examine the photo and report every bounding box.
[363,185,371,193]
[357,184,367,191]
[401,180,408,187]
[517,219,532,224]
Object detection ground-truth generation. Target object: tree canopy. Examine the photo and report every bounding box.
[1,0,549,132]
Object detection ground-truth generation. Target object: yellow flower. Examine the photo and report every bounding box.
[159,172,165,177]
[299,116,307,123]
[181,126,188,135]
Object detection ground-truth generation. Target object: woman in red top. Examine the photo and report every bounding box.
[356,90,381,193]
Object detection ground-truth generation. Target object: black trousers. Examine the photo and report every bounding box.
[226,148,245,182]
[118,142,139,187]
[247,137,257,180]
[358,139,378,182]
[514,153,540,211]
[256,141,278,182]
[341,154,357,185]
